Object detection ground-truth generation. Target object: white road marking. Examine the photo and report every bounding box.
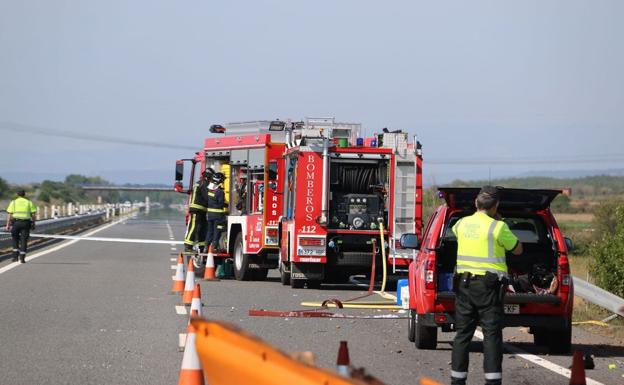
[170,247,177,251]
[170,265,177,270]
[170,258,177,262]
[473,330,604,385]
[175,306,187,315]
[0,218,126,275]
[0,232,185,245]
[178,333,187,350]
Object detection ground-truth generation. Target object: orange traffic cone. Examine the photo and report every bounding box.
[570,350,586,385]
[203,246,218,281]
[182,260,196,305]
[178,319,204,385]
[172,254,186,294]
[189,284,202,318]
[336,340,350,377]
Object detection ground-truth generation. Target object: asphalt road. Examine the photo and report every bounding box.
[1,210,623,385]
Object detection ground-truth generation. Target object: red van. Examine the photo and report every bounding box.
[402,188,574,353]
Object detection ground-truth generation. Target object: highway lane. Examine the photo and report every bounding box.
[1,210,622,385]
[0,213,181,385]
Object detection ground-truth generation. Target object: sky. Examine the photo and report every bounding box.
[1,1,623,185]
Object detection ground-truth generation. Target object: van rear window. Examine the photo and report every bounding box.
[443,215,544,244]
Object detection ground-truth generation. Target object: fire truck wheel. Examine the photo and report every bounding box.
[414,316,437,350]
[233,232,253,281]
[407,309,416,342]
[279,262,290,286]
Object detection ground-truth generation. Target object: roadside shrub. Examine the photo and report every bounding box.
[592,199,624,238]
[589,203,624,297]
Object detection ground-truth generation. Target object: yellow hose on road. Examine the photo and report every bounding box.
[379,221,387,294]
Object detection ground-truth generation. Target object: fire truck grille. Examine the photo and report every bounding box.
[332,252,375,266]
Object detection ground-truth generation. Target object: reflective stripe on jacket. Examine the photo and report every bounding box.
[7,197,36,219]
[452,212,518,278]
[189,181,208,212]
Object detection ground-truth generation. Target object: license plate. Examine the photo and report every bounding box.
[504,304,520,314]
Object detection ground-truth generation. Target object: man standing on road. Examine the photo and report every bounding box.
[5,189,37,263]
[451,186,523,385]
[183,169,213,254]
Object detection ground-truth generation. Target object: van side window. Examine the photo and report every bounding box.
[422,211,438,248]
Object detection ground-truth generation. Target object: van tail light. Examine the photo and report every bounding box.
[558,257,570,294]
[425,259,435,290]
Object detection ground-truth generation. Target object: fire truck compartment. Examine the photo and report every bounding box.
[328,160,388,230]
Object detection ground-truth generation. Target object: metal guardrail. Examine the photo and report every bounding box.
[0,211,107,249]
[573,276,624,317]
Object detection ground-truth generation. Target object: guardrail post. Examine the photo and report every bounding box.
[43,206,48,219]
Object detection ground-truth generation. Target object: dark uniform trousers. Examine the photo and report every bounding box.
[11,219,32,260]
[184,210,207,251]
[205,216,224,251]
[205,187,225,252]
[452,275,504,385]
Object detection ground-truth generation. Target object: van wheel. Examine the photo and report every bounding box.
[547,324,572,354]
[233,233,252,281]
[533,328,548,346]
[407,310,416,342]
[414,315,437,349]
[280,262,290,286]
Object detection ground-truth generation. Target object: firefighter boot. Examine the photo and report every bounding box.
[19,252,26,263]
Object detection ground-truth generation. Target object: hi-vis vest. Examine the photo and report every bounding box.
[452,212,518,278]
[7,197,37,220]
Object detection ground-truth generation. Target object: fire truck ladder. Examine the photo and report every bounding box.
[391,149,417,273]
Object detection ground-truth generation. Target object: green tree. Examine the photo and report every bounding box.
[589,202,624,297]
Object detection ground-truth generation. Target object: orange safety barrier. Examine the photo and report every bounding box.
[191,318,380,385]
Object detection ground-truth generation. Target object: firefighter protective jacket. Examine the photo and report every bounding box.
[206,187,225,219]
[189,179,210,213]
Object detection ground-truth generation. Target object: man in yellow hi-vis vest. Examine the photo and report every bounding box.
[450,186,522,385]
[5,190,37,263]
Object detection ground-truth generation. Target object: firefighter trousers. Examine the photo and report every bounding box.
[184,211,207,251]
[11,219,31,260]
[205,216,225,251]
[451,276,504,385]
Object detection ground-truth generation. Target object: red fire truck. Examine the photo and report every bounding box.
[175,121,287,280]
[277,118,423,288]
[175,118,423,288]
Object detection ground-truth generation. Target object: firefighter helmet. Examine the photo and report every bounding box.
[202,167,215,179]
[211,172,226,184]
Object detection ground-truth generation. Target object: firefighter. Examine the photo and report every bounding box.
[5,189,37,263]
[183,168,213,253]
[450,186,523,385]
[205,172,226,253]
